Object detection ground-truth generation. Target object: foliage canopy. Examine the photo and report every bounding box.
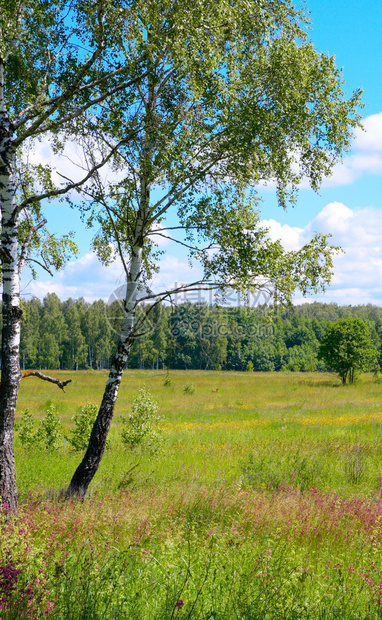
[83,0,363,302]
[318,318,378,384]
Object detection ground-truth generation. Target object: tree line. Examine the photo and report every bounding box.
[16,294,382,373]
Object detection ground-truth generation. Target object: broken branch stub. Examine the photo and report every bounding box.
[21,371,72,392]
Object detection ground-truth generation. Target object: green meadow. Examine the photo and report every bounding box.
[4,371,382,618]
[15,370,382,495]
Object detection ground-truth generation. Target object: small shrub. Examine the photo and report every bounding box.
[67,403,98,452]
[17,406,63,451]
[246,360,254,372]
[36,405,62,451]
[121,387,163,454]
[17,410,39,449]
[183,382,195,394]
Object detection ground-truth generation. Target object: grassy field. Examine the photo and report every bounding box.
[4,370,382,618]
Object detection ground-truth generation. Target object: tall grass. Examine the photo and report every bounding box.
[4,370,382,618]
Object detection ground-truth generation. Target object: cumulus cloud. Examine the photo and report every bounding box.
[23,252,126,302]
[259,219,304,251]
[353,113,382,152]
[260,201,382,304]
[320,112,382,187]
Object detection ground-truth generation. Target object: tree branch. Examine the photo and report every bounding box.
[15,69,150,142]
[13,0,107,144]
[25,256,54,276]
[21,370,72,392]
[147,231,214,252]
[18,217,47,275]
[16,130,139,212]
[147,152,224,225]
[14,66,146,129]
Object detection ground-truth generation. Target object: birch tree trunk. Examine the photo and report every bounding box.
[66,237,143,498]
[0,66,22,511]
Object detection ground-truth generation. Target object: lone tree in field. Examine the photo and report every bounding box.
[318,318,378,385]
[0,0,148,513]
[66,0,362,499]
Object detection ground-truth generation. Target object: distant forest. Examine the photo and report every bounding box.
[14,294,382,372]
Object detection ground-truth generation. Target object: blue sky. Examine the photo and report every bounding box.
[24,0,382,306]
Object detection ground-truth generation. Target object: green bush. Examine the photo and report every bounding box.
[36,405,62,451]
[121,387,163,454]
[17,406,62,451]
[67,403,98,452]
[183,382,195,394]
[17,410,39,448]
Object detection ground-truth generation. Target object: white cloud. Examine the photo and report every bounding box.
[22,252,126,302]
[319,162,358,188]
[308,202,354,233]
[349,153,382,173]
[353,113,382,152]
[261,201,382,305]
[259,219,303,251]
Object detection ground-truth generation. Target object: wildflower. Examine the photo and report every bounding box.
[176,600,184,609]
[44,601,55,615]
[0,563,22,610]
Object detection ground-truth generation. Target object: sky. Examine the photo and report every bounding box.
[22,0,382,306]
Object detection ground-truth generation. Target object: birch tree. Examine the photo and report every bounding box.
[66,0,362,498]
[0,0,147,512]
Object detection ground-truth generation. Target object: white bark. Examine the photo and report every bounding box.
[0,76,22,511]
